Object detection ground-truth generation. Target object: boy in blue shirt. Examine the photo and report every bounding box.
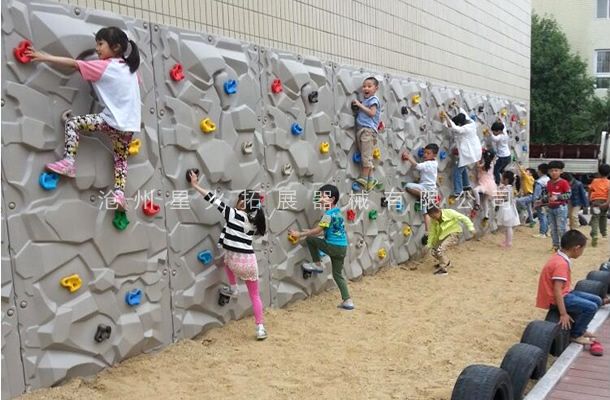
[288,184,353,310]
[352,77,381,191]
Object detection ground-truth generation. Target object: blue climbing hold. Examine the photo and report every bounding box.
[39,172,59,190]
[353,152,362,164]
[224,79,237,95]
[396,201,403,212]
[522,144,528,152]
[197,250,213,265]
[439,150,447,160]
[417,147,425,158]
[352,181,362,192]
[125,289,142,306]
[469,113,477,121]
[291,123,303,136]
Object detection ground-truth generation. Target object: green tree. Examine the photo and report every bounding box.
[531,14,595,143]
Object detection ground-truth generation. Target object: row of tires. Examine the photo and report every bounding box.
[451,262,610,400]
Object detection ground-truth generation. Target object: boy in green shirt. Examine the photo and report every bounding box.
[427,206,475,275]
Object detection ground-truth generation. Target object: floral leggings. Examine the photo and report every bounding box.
[64,114,133,195]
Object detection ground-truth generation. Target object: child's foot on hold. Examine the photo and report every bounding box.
[255,324,268,340]
[302,262,323,273]
[337,298,355,310]
[45,158,76,178]
[220,285,239,298]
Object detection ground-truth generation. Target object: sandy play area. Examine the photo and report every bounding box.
[18,227,609,400]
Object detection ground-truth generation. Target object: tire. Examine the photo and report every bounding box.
[544,308,572,357]
[600,261,610,272]
[574,279,607,299]
[451,364,514,400]
[586,271,610,294]
[520,320,560,376]
[500,343,546,399]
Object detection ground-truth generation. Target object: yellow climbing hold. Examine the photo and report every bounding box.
[60,274,82,293]
[437,175,444,184]
[372,147,381,160]
[411,94,421,105]
[500,108,508,117]
[288,233,298,245]
[482,127,490,136]
[200,118,216,133]
[439,110,447,120]
[319,141,330,154]
[377,248,387,260]
[402,226,412,236]
[448,196,456,205]
[128,139,141,156]
[519,118,527,127]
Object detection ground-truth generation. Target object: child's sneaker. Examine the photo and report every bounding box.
[45,158,76,178]
[302,262,323,273]
[532,233,548,238]
[220,286,239,298]
[433,267,448,276]
[255,324,268,340]
[337,298,355,310]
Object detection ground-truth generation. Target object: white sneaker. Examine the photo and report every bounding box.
[302,262,323,273]
[256,324,268,340]
[220,286,238,298]
[532,233,548,238]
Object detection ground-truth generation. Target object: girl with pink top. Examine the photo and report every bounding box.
[471,149,497,224]
[25,27,141,210]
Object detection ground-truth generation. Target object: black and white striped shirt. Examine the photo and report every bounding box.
[204,192,255,253]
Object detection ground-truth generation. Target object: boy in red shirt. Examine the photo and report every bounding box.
[536,230,607,345]
[588,163,610,247]
[544,160,571,252]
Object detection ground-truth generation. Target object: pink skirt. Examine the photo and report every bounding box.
[224,250,259,281]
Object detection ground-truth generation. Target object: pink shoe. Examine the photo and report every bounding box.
[45,159,75,178]
[113,192,127,211]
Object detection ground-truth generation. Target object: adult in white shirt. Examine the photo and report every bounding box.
[490,121,511,184]
[444,109,482,198]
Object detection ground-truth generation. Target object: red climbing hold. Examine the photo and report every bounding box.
[13,40,32,64]
[452,147,459,156]
[377,120,385,132]
[346,209,356,222]
[142,200,161,216]
[170,64,184,81]
[511,114,518,122]
[259,193,265,205]
[271,79,283,94]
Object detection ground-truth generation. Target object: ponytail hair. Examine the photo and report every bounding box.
[481,149,495,172]
[95,27,140,73]
[239,190,266,236]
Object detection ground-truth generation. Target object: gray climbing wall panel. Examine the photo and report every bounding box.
[0,0,529,398]
[1,0,171,394]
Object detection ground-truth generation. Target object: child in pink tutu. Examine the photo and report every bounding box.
[496,170,521,248]
[472,149,497,225]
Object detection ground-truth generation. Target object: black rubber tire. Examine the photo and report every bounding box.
[600,261,610,272]
[574,279,607,299]
[520,320,560,376]
[586,271,610,294]
[544,308,572,357]
[451,364,514,400]
[500,343,546,399]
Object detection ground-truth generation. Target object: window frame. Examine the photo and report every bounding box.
[595,49,610,89]
[597,0,610,18]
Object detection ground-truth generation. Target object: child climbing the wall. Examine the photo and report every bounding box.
[352,77,381,192]
[25,27,141,210]
[490,121,511,184]
[442,108,482,201]
[426,206,475,276]
[541,161,571,252]
[188,171,268,340]
[471,149,497,225]
[561,172,589,231]
[402,143,439,237]
[495,171,520,248]
[588,163,610,247]
[288,184,353,310]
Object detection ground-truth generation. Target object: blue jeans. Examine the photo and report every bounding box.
[516,194,533,222]
[564,291,602,338]
[452,164,471,196]
[547,204,568,247]
[494,155,511,184]
[535,207,548,235]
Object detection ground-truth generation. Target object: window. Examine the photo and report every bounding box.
[597,0,610,18]
[596,50,610,89]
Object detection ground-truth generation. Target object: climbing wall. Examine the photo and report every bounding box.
[0,0,530,398]
[1,0,171,394]
[150,24,271,339]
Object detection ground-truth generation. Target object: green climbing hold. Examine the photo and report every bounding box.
[368,210,378,220]
[414,202,421,212]
[113,210,129,231]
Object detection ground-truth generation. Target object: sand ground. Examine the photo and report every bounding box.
[18,227,610,400]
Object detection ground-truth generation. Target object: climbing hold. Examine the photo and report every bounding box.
[128,139,141,156]
[125,289,142,306]
[61,109,74,123]
[200,118,216,133]
[452,147,459,156]
[519,118,527,127]
[223,79,237,95]
[402,226,412,236]
[515,136,520,143]
[419,122,427,132]
[381,197,388,208]
[94,324,112,343]
[13,40,32,64]
[197,250,213,265]
[351,102,360,113]
[356,238,365,249]
[401,105,409,115]
[511,114,518,122]
[500,108,508,117]
[449,99,458,107]
[319,141,330,154]
[482,127,490,136]
[448,196,456,205]
[352,181,362,192]
[259,193,265,205]
[142,200,160,217]
[437,175,444,184]
[414,202,422,212]
[352,152,362,164]
[522,144,528,152]
[39,172,59,191]
[395,201,403,212]
[478,105,485,113]
[282,163,293,176]
[372,148,381,160]
[169,64,184,81]
[271,79,283,94]
[377,121,385,132]
[439,110,447,120]
[346,209,356,221]
[377,248,387,259]
[112,210,129,231]
[241,141,253,154]
[439,150,447,160]
[417,147,425,158]
[291,123,303,136]
[308,91,319,103]
[411,94,421,105]
[368,210,378,220]
[288,233,299,245]
[469,113,477,121]
[60,274,82,293]
[185,168,199,184]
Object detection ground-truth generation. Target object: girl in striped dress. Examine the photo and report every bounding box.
[189,171,268,340]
